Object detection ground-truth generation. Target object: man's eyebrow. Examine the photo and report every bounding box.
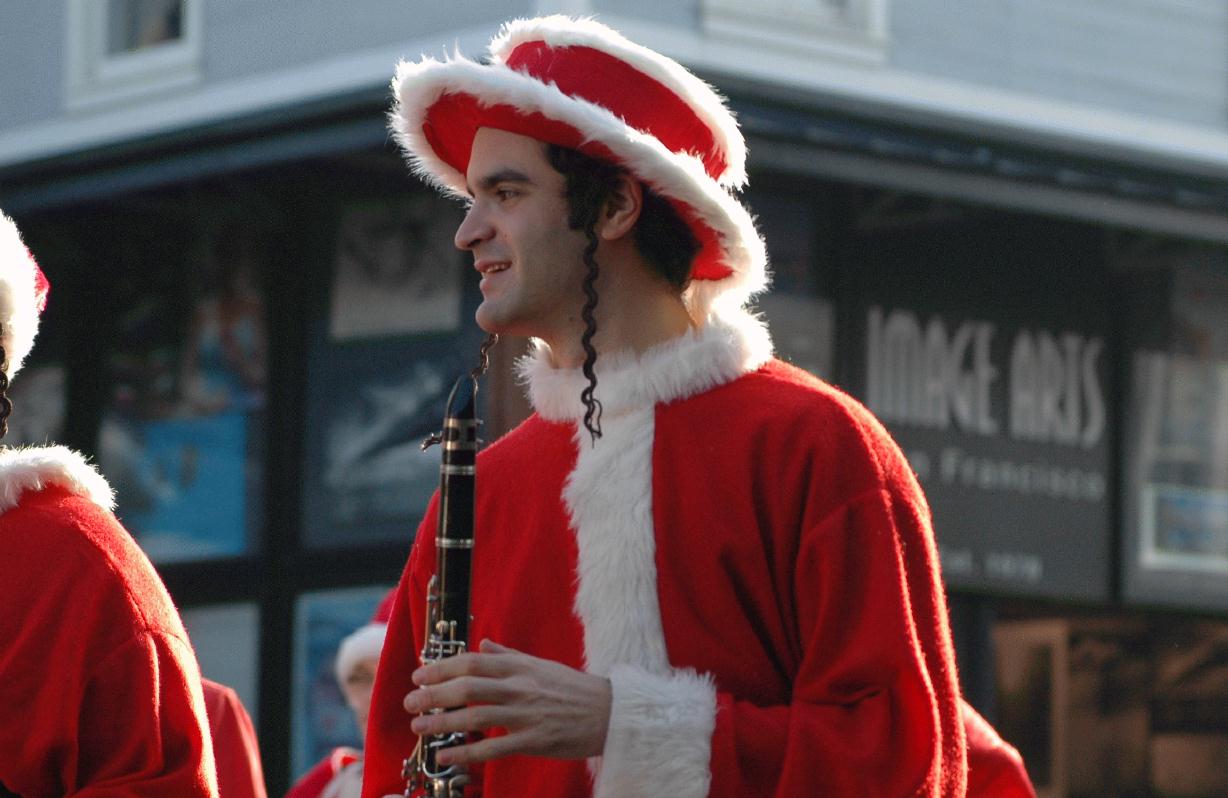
[467,169,534,194]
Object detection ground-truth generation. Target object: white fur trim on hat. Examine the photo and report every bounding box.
[0,445,116,515]
[490,16,747,188]
[334,622,388,686]
[389,16,769,318]
[0,212,44,382]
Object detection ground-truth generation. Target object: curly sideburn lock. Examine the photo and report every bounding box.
[0,344,12,440]
[545,145,700,446]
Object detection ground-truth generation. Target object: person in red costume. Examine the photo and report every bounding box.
[0,210,219,797]
[286,592,393,798]
[203,678,268,798]
[363,16,1028,798]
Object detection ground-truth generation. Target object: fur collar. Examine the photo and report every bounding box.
[518,306,773,421]
[0,445,115,515]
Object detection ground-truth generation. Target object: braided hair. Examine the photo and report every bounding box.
[0,344,11,440]
[544,145,700,444]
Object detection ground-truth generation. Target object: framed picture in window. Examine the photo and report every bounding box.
[290,586,391,782]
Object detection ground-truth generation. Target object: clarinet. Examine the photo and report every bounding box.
[404,335,497,798]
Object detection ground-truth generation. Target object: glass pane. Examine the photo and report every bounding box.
[99,215,267,564]
[303,192,483,549]
[1125,263,1228,606]
[290,586,391,782]
[5,364,66,446]
[181,602,261,727]
[744,187,836,381]
[107,0,185,54]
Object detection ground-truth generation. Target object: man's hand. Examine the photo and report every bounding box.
[403,639,612,767]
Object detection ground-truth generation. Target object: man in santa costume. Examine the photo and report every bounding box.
[0,210,219,797]
[364,16,1032,798]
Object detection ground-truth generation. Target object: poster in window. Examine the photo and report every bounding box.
[99,221,267,563]
[302,351,462,549]
[290,586,390,782]
[329,196,464,341]
[1125,263,1228,608]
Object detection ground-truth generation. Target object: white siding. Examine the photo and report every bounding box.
[893,0,1228,129]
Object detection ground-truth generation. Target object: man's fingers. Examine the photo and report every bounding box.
[412,649,519,685]
[411,702,518,737]
[404,675,519,713]
[437,730,529,767]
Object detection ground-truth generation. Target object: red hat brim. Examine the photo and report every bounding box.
[420,92,730,283]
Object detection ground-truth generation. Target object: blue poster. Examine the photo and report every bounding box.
[103,411,250,562]
[291,586,391,781]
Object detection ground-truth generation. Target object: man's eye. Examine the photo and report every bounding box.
[495,188,520,201]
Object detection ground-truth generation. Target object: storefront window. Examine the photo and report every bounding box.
[182,602,261,726]
[850,212,1112,600]
[1124,258,1228,608]
[745,186,836,381]
[290,586,390,782]
[302,193,482,549]
[99,216,267,563]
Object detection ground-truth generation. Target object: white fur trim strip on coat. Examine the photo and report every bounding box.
[528,309,771,795]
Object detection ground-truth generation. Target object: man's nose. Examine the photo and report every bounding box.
[455,204,492,250]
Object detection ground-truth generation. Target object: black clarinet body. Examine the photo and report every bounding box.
[404,373,481,798]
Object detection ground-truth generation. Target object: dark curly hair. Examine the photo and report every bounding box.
[0,344,12,439]
[544,145,700,444]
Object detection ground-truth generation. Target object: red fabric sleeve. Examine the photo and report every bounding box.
[285,749,361,798]
[963,701,1035,798]
[203,679,267,798]
[706,487,965,797]
[73,631,219,797]
[361,501,436,798]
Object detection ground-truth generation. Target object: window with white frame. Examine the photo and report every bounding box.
[702,0,889,65]
[66,0,204,108]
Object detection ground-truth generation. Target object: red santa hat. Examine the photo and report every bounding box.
[333,590,395,686]
[0,211,50,383]
[389,15,768,318]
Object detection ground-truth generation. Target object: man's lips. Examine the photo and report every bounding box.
[475,260,510,275]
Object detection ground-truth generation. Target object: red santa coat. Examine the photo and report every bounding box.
[364,309,966,797]
[203,678,267,798]
[284,747,362,798]
[0,446,218,797]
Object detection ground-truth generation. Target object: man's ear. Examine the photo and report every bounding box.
[596,174,643,241]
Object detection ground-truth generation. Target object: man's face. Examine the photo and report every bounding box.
[341,658,378,743]
[455,127,588,343]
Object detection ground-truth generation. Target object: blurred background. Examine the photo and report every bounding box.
[3,1,1228,795]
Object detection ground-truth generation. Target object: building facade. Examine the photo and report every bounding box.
[3,1,1228,794]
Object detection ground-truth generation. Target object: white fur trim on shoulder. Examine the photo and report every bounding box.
[0,445,116,515]
[490,16,747,187]
[593,664,717,798]
[519,306,773,421]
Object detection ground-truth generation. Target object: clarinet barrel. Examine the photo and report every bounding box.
[405,373,481,797]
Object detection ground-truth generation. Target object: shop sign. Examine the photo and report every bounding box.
[862,303,1111,599]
